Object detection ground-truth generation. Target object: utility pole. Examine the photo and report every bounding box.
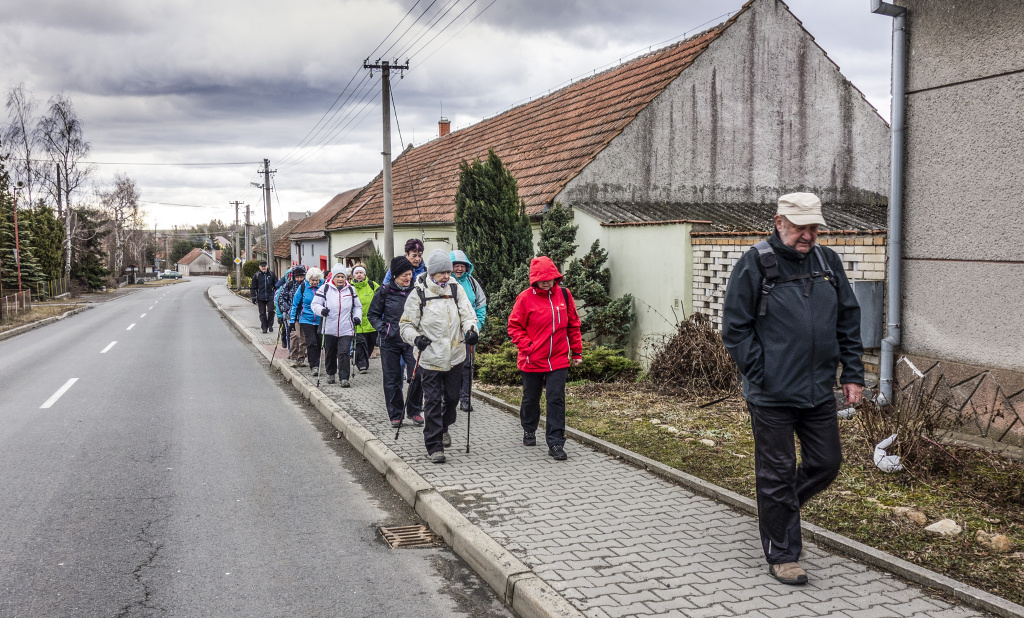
[262,159,275,270]
[244,203,252,265]
[364,57,408,262]
[231,200,243,290]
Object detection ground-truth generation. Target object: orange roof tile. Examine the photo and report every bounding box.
[290,188,361,239]
[326,16,741,231]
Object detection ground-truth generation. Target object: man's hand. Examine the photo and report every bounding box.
[415,335,431,351]
[572,357,583,367]
[320,307,330,317]
[842,383,864,406]
[464,329,478,345]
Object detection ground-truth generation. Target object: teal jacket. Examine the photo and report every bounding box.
[450,250,486,331]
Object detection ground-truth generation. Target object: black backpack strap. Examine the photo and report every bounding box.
[562,287,569,308]
[753,240,778,317]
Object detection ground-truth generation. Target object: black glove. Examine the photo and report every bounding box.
[353,316,361,326]
[415,335,431,351]
[320,307,330,317]
[464,329,478,345]
[289,323,295,332]
[278,317,285,326]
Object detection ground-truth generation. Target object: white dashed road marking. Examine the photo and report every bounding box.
[127,324,135,330]
[101,341,117,354]
[41,378,79,409]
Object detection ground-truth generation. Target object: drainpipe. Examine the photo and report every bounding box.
[872,0,907,406]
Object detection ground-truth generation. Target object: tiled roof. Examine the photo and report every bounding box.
[291,189,361,238]
[254,219,305,255]
[176,248,219,265]
[574,201,887,232]
[326,16,742,231]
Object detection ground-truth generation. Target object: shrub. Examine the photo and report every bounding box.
[242,259,260,278]
[645,312,738,396]
[475,342,641,386]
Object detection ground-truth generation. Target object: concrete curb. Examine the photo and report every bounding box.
[207,287,583,618]
[472,389,1024,618]
[0,306,92,343]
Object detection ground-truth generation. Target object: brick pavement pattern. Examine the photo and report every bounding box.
[211,284,984,618]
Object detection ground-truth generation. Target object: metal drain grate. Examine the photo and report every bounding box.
[379,525,440,549]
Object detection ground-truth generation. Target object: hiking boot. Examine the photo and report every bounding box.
[442,432,452,448]
[411,414,424,426]
[768,562,807,585]
[523,431,537,446]
[459,400,473,412]
[391,419,403,429]
[430,451,446,464]
[340,380,350,388]
[327,375,336,384]
[359,369,367,374]
[549,445,568,460]
[312,366,320,377]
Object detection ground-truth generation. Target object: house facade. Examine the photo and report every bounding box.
[177,249,226,276]
[889,0,1024,446]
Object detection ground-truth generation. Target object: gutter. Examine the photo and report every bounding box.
[872,0,907,406]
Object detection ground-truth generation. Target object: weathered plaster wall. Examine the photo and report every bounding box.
[897,0,1024,373]
[557,0,890,207]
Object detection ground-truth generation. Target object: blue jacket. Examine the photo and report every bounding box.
[382,262,426,285]
[449,250,486,331]
[289,280,322,326]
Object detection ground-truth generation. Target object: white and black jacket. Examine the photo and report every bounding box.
[310,280,362,337]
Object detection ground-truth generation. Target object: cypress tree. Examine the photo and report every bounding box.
[454,148,533,296]
[70,208,110,289]
[364,248,387,285]
[537,202,577,271]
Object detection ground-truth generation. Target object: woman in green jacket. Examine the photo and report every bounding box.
[351,265,379,373]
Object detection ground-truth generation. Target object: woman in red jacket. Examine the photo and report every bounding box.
[507,256,583,460]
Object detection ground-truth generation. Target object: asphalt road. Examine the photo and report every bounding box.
[0,278,510,618]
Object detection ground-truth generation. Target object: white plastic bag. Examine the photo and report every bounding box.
[873,433,903,472]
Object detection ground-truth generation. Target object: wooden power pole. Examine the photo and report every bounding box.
[363,58,408,262]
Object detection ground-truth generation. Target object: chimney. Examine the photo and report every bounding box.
[438,116,450,137]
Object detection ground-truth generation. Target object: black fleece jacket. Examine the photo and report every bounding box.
[722,232,864,408]
[368,280,413,348]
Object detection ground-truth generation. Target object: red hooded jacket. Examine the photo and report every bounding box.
[507,256,584,372]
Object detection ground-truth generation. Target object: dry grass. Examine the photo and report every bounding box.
[476,381,1024,605]
[0,304,79,333]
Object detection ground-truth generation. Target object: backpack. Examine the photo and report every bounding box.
[314,283,357,327]
[415,281,461,318]
[753,240,837,317]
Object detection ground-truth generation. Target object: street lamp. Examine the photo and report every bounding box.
[11,181,24,292]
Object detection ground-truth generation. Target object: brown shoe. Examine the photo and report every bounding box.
[768,562,808,585]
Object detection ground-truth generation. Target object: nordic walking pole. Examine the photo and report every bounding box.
[395,349,422,441]
[466,344,474,454]
[316,323,327,388]
[269,322,282,368]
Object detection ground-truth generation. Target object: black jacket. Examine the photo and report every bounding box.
[250,270,277,301]
[722,232,864,408]
[368,280,413,348]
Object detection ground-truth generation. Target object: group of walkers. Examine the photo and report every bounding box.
[256,237,585,466]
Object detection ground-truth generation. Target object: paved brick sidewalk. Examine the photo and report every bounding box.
[209,283,988,618]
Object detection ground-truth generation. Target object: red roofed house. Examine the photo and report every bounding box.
[287,189,363,272]
[176,248,226,276]
[324,0,890,358]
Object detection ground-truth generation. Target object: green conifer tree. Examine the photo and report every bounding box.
[537,202,577,271]
[454,148,533,296]
[562,239,635,348]
[28,205,65,282]
[0,175,44,292]
[70,208,110,289]
[364,248,387,285]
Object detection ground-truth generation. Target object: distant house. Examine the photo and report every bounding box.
[177,248,226,276]
[886,0,1024,446]
[253,218,306,276]
[288,189,363,272]
[321,0,890,359]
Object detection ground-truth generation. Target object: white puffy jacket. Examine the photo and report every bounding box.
[311,280,362,337]
[400,274,478,372]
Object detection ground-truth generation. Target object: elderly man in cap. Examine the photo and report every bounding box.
[250,260,277,333]
[722,192,864,585]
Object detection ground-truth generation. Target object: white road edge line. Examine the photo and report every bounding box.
[41,378,79,409]
[127,323,136,330]
[101,341,117,354]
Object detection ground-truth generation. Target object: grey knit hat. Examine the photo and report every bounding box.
[426,248,453,275]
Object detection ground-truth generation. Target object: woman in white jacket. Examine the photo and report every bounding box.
[311,264,363,386]
[400,250,479,463]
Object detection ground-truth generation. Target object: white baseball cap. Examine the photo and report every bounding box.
[777,193,826,226]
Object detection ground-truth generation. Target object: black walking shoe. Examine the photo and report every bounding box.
[549,445,568,460]
[327,375,336,384]
[459,400,473,412]
[523,432,536,446]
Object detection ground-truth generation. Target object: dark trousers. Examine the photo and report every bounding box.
[257,300,273,331]
[323,334,353,380]
[279,318,289,349]
[380,343,423,422]
[300,323,322,368]
[355,332,376,371]
[421,367,460,455]
[747,399,842,565]
[520,368,568,447]
[460,344,474,405]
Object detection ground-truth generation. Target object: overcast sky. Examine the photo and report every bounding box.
[0,0,895,230]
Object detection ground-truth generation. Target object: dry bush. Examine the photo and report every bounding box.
[645,312,738,397]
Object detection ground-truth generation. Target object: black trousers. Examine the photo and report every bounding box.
[257,300,273,331]
[323,334,353,380]
[355,332,376,371]
[460,344,474,405]
[279,318,289,349]
[421,367,460,455]
[520,368,568,448]
[747,399,842,565]
[300,323,322,368]
[380,343,423,422]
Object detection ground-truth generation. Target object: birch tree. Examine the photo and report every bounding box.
[1,83,40,206]
[97,174,143,276]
